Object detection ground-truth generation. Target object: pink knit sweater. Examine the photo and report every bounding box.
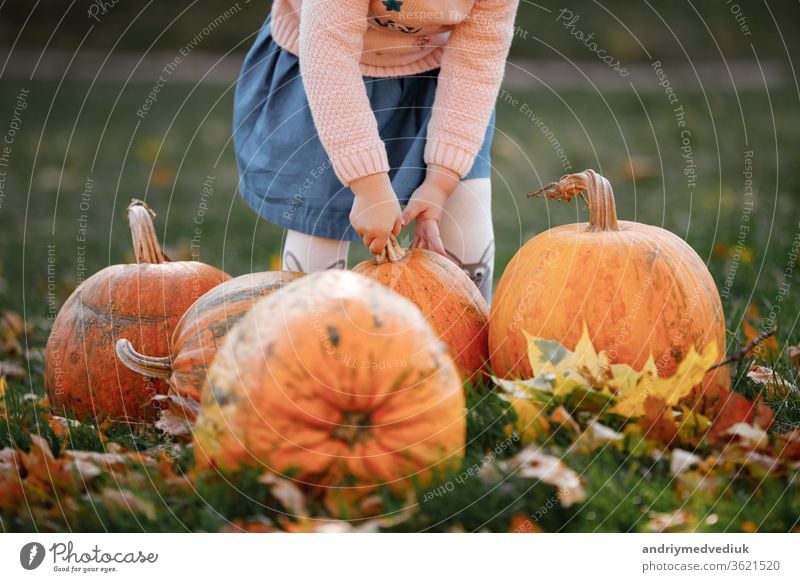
[271,0,519,185]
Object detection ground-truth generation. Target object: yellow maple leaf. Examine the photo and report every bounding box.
[523,325,611,396]
[611,342,718,417]
[494,324,719,421]
[504,397,549,445]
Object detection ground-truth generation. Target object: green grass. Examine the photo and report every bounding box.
[0,80,799,532]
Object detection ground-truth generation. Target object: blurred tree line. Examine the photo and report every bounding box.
[1,0,797,62]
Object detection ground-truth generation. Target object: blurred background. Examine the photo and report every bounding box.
[0,0,799,349]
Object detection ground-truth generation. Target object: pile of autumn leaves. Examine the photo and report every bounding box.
[1,310,799,532]
[496,328,800,486]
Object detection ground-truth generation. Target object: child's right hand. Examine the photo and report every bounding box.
[349,172,402,255]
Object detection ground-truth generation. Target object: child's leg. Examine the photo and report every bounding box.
[439,178,495,303]
[282,230,350,272]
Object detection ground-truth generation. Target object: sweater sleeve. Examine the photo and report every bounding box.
[424,0,519,177]
[299,0,389,185]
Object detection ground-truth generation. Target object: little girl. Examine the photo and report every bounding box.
[233,0,519,301]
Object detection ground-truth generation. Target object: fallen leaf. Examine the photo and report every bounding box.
[259,472,308,517]
[587,421,624,444]
[646,509,693,532]
[505,447,585,507]
[0,311,24,355]
[789,345,800,368]
[503,396,549,444]
[48,414,84,439]
[726,423,769,449]
[524,325,611,394]
[638,396,678,446]
[0,448,22,476]
[708,389,774,442]
[549,405,581,435]
[153,392,201,441]
[670,449,702,476]
[612,343,718,417]
[747,365,799,400]
[742,305,779,359]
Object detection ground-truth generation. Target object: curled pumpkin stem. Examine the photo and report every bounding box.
[127,199,169,264]
[529,170,619,232]
[376,235,408,265]
[115,338,173,380]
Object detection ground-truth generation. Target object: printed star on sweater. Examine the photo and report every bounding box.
[382,0,403,12]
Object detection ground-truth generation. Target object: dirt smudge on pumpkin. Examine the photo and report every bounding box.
[326,325,341,348]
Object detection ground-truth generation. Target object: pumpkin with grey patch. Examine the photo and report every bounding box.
[45,200,229,422]
[193,270,465,492]
[116,271,304,401]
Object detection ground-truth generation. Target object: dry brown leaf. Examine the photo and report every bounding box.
[725,423,769,449]
[0,311,24,355]
[742,305,779,359]
[550,405,581,434]
[639,396,679,446]
[48,414,84,439]
[505,447,585,507]
[155,411,194,438]
[646,509,693,532]
[153,392,201,441]
[708,388,773,443]
[153,392,201,420]
[789,345,800,368]
[747,365,799,400]
[259,472,308,517]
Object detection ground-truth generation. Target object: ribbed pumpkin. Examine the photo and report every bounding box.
[45,200,229,422]
[193,270,465,491]
[353,236,489,380]
[489,170,729,391]
[115,271,305,401]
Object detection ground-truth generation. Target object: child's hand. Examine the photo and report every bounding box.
[401,164,461,256]
[349,172,402,255]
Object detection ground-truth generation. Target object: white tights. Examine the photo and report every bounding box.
[281,178,495,302]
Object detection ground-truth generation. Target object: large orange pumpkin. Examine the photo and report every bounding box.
[115,271,304,401]
[489,170,729,391]
[45,200,229,422]
[353,236,489,380]
[193,270,465,492]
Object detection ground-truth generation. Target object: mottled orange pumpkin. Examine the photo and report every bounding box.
[489,170,729,391]
[45,200,229,422]
[193,270,465,492]
[116,271,305,401]
[353,236,489,380]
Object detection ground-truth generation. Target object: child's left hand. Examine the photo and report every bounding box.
[402,165,461,256]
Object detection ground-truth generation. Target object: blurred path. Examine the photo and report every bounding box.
[0,48,790,91]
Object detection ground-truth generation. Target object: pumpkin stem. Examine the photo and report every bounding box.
[127,199,169,264]
[529,170,620,232]
[376,235,408,265]
[332,411,373,446]
[115,338,173,380]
